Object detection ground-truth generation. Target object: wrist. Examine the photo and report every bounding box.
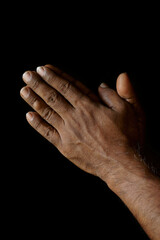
[99,152,151,194]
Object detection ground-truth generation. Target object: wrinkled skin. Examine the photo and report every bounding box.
[20,66,160,240]
[20,65,145,183]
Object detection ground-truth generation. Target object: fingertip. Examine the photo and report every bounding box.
[118,72,129,77]
[116,72,129,86]
[99,82,109,89]
[36,66,45,75]
[26,112,34,122]
[116,72,134,97]
[45,64,53,68]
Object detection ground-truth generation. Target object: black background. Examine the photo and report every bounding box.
[4,4,160,239]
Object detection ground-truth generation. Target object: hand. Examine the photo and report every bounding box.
[20,65,145,184]
[20,66,160,240]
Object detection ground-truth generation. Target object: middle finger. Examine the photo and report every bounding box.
[20,86,64,130]
[22,71,74,118]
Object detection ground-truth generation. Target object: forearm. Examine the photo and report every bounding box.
[21,65,159,238]
[103,155,160,240]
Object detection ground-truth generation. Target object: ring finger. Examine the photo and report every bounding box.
[22,71,74,119]
[20,86,64,130]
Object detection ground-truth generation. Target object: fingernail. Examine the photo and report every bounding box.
[20,87,30,98]
[26,112,34,121]
[100,83,108,88]
[23,71,31,82]
[37,66,45,75]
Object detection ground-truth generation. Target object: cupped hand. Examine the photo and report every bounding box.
[20,65,145,183]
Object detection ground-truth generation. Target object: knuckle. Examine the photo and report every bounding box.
[29,95,37,105]
[31,76,39,90]
[42,107,53,121]
[46,91,58,105]
[32,80,39,90]
[47,71,57,84]
[44,126,54,140]
[34,120,42,131]
[29,96,40,109]
[59,81,71,94]
[32,99,42,110]
[48,70,56,80]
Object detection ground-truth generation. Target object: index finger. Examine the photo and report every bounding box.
[36,66,89,106]
[45,64,100,102]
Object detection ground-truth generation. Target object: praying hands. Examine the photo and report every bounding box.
[20,64,160,240]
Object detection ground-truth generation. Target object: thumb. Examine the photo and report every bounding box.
[117,73,145,146]
[116,72,138,105]
[116,72,144,113]
[116,72,144,115]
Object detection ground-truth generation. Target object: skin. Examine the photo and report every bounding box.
[20,65,160,239]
